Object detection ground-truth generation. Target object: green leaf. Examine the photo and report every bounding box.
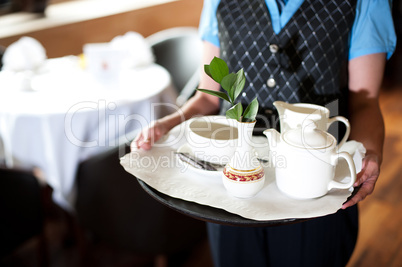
[243,97,259,122]
[220,73,237,102]
[233,69,246,101]
[202,57,260,122]
[196,88,231,103]
[204,64,212,78]
[226,102,243,121]
[209,57,229,83]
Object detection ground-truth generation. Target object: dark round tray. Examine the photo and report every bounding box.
[137,179,310,227]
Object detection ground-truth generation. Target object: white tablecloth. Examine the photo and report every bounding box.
[0,58,177,211]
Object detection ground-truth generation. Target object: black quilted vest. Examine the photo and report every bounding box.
[217,0,357,131]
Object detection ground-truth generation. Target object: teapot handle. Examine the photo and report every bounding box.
[328,116,350,149]
[328,152,356,190]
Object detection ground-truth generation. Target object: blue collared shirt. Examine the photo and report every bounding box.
[199,0,396,59]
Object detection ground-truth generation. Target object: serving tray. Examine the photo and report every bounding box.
[137,179,310,227]
[121,119,362,225]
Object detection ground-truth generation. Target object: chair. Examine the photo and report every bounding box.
[0,167,48,266]
[75,144,207,265]
[147,27,203,106]
[0,45,5,70]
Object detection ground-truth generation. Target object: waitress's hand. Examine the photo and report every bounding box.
[131,120,168,151]
[342,154,380,209]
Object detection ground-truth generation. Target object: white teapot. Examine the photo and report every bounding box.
[274,101,350,148]
[263,120,356,199]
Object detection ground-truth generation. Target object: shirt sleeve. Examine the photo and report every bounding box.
[198,0,221,47]
[350,0,397,60]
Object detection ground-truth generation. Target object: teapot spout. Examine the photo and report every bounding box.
[263,128,280,150]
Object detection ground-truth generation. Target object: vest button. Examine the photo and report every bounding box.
[267,78,276,88]
[269,44,279,53]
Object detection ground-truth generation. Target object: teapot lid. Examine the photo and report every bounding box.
[283,120,334,149]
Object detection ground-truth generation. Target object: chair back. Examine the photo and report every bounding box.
[147,27,202,106]
[0,45,5,70]
[75,144,206,255]
[0,168,45,259]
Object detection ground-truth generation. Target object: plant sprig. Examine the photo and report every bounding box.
[197,57,259,122]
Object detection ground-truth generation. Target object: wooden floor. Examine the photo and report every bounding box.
[346,86,402,267]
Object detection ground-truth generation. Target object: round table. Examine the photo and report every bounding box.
[0,57,177,211]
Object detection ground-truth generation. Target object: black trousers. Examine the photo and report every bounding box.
[207,206,358,267]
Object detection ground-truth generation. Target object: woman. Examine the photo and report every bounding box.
[133,0,396,266]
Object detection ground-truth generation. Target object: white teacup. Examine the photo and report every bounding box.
[186,116,238,164]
